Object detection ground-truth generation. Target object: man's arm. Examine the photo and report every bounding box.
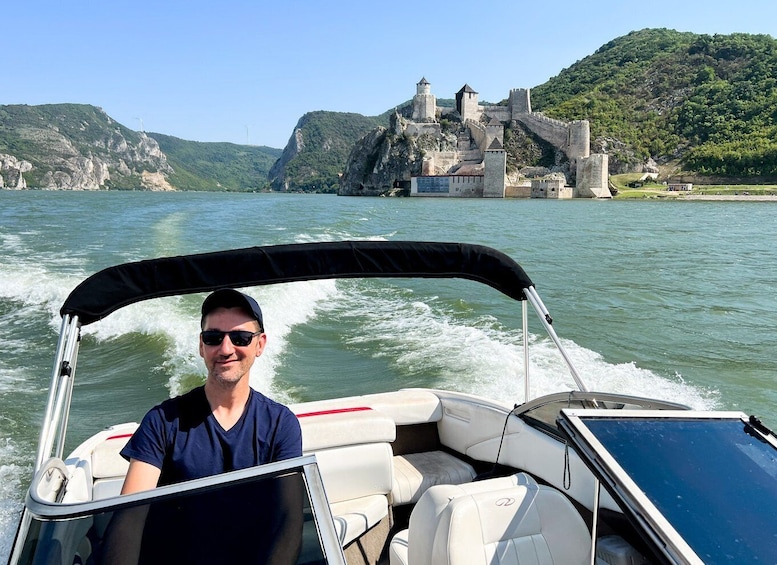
[121,459,162,495]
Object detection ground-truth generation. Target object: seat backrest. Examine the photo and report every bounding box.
[407,473,536,564]
[418,479,591,565]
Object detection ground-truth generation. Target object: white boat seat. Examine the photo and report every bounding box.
[391,450,476,505]
[313,442,393,547]
[331,495,389,547]
[390,473,591,565]
[91,433,132,500]
[390,473,537,565]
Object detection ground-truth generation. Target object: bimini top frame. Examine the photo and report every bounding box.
[60,241,533,324]
[38,241,587,470]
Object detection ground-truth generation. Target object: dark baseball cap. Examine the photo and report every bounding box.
[201,289,264,331]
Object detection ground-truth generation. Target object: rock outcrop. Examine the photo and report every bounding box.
[0,154,33,189]
[339,112,457,196]
[268,127,305,191]
[0,104,174,190]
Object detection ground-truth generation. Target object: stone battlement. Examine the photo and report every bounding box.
[404,79,605,199]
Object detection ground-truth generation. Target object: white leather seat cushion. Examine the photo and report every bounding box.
[391,474,537,565]
[92,477,125,500]
[91,436,131,479]
[331,494,389,547]
[436,484,591,565]
[392,451,476,505]
[298,408,396,452]
[389,528,409,565]
[315,443,393,504]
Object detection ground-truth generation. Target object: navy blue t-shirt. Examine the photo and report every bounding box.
[121,386,302,486]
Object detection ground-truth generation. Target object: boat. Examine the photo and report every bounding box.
[8,240,777,564]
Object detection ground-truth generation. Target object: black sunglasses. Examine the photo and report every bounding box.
[200,330,262,347]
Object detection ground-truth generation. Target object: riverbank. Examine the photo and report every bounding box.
[679,194,777,201]
[613,188,777,201]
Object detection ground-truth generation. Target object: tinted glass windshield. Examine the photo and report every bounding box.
[583,416,777,563]
[17,469,329,565]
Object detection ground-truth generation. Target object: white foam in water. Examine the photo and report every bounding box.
[243,279,340,402]
[0,437,29,562]
[84,279,341,403]
[325,282,719,410]
[0,258,81,330]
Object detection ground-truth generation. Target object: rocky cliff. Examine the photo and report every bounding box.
[268,110,389,193]
[339,111,458,196]
[0,104,174,190]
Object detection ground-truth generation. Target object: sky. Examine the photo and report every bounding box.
[4,0,777,149]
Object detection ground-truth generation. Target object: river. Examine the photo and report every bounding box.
[1,190,776,559]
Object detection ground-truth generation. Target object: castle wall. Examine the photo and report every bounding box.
[531,178,572,199]
[515,113,591,165]
[410,175,484,197]
[506,183,531,198]
[427,151,460,174]
[514,113,570,150]
[405,122,441,137]
[482,106,511,122]
[467,119,487,152]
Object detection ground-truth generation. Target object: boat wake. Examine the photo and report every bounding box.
[0,240,720,562]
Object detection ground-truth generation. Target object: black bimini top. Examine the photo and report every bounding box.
[61,241,534,326]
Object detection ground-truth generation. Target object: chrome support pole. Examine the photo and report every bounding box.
[55,332,80,460]
[35,316,72,470]
[36,315,80,470]
[522,299,530,402]
[524,286,589,393]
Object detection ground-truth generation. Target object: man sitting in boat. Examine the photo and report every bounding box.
[120,288,303,492]
[98,290,303,563]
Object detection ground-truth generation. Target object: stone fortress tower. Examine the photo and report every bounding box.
[456,85,479,123]
[483,138,506,198]
[412,77,436,122]
[407,78,610,198]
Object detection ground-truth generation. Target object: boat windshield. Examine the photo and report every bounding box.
[560,410,777,563]
[516,391,687,438]
[15,456,342,565]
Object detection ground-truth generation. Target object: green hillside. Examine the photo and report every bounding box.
[148,133,281,191]
[0,103,149,188]
[6,30,777,191]
[530,28,777,177]
[268,110,392,192]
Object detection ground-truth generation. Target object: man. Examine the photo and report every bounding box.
[100,290,303,564]
[120,288,303,492]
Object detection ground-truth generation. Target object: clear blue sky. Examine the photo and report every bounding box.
[4,0,777,149]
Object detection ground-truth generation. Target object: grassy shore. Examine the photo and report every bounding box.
[610,174,777,200]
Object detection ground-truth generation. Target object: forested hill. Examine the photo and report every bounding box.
[0,103,280,191]
[4,30,777,191]
[147,133,281,191]
[271,29,777,191]
[267,110,395,192]
[530,28,777,177]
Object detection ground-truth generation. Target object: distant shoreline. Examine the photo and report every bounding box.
[678,194,777,201]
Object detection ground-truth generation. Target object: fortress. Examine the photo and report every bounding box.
[407,78,610,198]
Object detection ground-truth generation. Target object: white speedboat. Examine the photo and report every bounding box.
[8,241,777,564]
